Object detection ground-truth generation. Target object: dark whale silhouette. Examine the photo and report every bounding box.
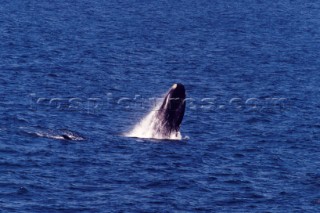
[154,83,186,137]
[21,126,85,141]
[126,83,186,139]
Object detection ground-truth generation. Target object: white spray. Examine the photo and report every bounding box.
[125,100,182,140]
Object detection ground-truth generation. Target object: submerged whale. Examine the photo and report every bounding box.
[20,127,85,141]
[127,83,186,140]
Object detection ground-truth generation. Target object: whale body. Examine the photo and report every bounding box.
[154,83,186,137]
[127,83,186,140]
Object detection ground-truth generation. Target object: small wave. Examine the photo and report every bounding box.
[183,135,190,140]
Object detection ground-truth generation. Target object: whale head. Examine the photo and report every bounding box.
[156,83,186,136]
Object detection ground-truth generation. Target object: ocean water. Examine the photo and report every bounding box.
[1,0,320,212]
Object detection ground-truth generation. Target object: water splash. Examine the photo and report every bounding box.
[125,104,182,140]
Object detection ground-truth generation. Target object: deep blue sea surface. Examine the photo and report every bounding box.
[1,0,320,212]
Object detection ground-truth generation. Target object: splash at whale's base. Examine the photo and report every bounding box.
[126,106,182,140]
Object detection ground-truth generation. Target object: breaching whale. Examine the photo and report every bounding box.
[127,83,186,140]
[154,83,186,137]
